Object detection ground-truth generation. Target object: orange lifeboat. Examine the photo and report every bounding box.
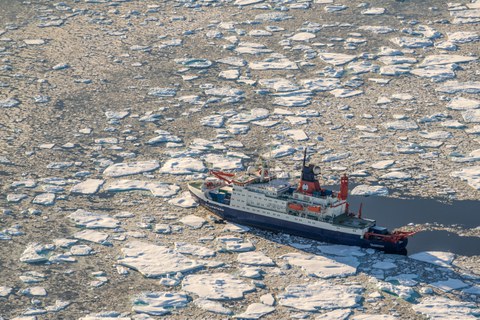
[307,206,322,213]
[288,203,303,211]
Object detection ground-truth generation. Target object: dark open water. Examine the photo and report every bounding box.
[348,195,480,256]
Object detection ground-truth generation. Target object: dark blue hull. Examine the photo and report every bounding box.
[191,191,408,253]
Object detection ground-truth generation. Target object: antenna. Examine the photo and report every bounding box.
[302,147,307,168]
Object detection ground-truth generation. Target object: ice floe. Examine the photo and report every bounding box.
[234,303,275,319]
[119,241,203,278]
[132,292,189,316]
[278,281,363,311]
[182,273,255,300]
[237,251,275,266]
[74,230,109,244]
[412,296,478,319]
[20,243,54,263]
[194,298,232,315]
[103,161,160,177]
[409,251,455,267]
[71,179,105,194]
[451,166,480,190]
[168,192,198,208]
[69,209,119,229]
[105,180,180,197]
[351,185,389,196]
[281,252,358,278]
[436,81,480,94]
[180,215,206,229]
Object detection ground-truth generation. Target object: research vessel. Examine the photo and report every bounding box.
[188,151,414,253]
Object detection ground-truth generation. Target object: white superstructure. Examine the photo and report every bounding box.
[191,179,374,237]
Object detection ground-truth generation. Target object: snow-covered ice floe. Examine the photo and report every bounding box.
[278,281,363,311]
[119,241,203,277]
[182,272,256,300]
[281,252,359,278]
[104,180,180,197]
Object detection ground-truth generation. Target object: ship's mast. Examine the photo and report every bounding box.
[301,148,307,179]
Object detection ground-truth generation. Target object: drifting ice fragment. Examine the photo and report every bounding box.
[182,272,256,300]
[119,241,203,278]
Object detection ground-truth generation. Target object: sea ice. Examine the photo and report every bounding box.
[20,243,54,263]
[237,251,275,266]
[179,215,206,229]
[71,179,105,194]
[318,53,356,66]
[436,81,480,94]
[316,245,365,257]
[69,209,119,229]
[411,65,456,82]
[451,166,480,190]
[217,235,255,252]
[322,152,351,162]
[147,88,177,97]
[260,294,275,306]
[419,131,453,140]
[351,315,397,320]
[380,171,411,180]
[119,241,203,277]
[281,252,358,278]
[45,300,71,312]
[278,281,363,311]
[201,115,225,128]
[182,273,256,300]
[235,42,273,55]
[74,230,109,244]
[194,298,233,315]
[259,78,300,92]
[372,261,397,270]
[105,180,180,197]
[160,157,206,175]
[147,130,182,144]
[234,303,275,319]
[371,160,395,169]
[273,91,312,107]
[412,296,478,319]
[103,161,160,177]
[232,109,271,126]
[78,312,131,320]
[301,78,341,92]
[419,54,477,67]
[351,185,388,196]
[409,251,455,267]
[285,129,309,141]
[249,57,298,70]
[316,309,352,319]
[324,5,348,13]
[0,98,20,108]
[290,32,316,41]
[168,192,198,208]
[390,37,433,48]
[0,286,12,297]
[175,242,215,258]
[132,292,189,316]
[32,193,55,205]
[203,154,243,170]
[70,244,94,256]
[462,109,480,123]
[21,286,47,296]
[264,145,296,159]
[447,97,480,110]
[383,121,419,131]
[430,278,469,292]
[448,31,480,43]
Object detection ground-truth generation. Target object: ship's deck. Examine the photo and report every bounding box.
[333,213,375,229]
